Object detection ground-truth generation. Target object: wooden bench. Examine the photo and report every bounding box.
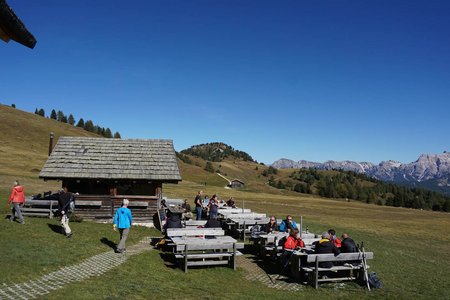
[21,199,59,218]
[127,201,149,208]
[174,242,238,272]
[75,201,102,207]
[300,252,374,288]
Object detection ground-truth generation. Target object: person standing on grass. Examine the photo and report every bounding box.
[113,199,133,253]
[194,190,203,220]
[208,194,219,220]
[58,188,74,238]
[8,180,25,224]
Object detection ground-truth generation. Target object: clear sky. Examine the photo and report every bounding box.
[2,0,449,165]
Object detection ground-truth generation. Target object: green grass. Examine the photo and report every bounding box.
[0,217,160,283]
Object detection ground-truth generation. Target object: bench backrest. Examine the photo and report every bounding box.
[305,252,374,263]
[166,228,225,237]
[184,220,207,226]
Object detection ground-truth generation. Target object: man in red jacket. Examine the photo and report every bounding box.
[8,180,25,224]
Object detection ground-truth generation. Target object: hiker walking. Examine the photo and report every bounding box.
[58,188,75,238]
[8,180,25,224]
[113,199,133,253]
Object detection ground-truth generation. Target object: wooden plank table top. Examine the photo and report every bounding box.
[171,235,241,252]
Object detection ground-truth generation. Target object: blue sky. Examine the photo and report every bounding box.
[2,0,449,164]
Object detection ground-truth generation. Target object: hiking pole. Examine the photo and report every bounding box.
[276,250,294,280]
[361,241,371,291]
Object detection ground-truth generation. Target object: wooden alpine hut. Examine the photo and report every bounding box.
[39,136,181,222]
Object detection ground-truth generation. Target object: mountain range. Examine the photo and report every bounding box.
[272,152,450,195]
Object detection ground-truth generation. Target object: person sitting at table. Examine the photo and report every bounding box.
[328,229,342,248]
[314,232,340,268]
[284,228,305,250]
[340,233,358,253]
[279,215,297,233]
[265,216,278,233]
[205,218,222,228]
[226,197,236,208]
[165,210,182,229]
[280,228,304,270]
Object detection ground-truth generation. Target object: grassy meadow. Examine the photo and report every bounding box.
[1,105,450,299]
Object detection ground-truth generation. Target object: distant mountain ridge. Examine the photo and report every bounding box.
[272,152,450,195]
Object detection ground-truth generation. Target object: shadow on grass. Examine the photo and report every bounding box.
[159,252,178,269]
[47,223,65,236]
[100,237,117,250]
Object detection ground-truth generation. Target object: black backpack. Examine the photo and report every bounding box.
[368,272,382,289]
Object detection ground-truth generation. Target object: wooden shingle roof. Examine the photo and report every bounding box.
[39,137,181,181]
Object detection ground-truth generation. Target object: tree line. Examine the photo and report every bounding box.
[267,168,450,212]
[34,108,121,138]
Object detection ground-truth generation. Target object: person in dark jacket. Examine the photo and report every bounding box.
[265,216,278,233]
[58,189,74,238]
[340,233,358,253]
[165,210,182,229]
[314,232,340,268]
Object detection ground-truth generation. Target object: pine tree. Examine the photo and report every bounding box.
[113,132,121,139]
[61,114,68,123]
[50,109,57,120]
[68,114,75,125]
[104,128,112,138]
[76,118,85,128]
[84,120,95,132]
[57,110,64,121]
[38,108,45,116]
[11,104,16,108]
[34,108,39,114]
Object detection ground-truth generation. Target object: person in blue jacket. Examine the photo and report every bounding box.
[279,215,298,233]
[113,199,133,253]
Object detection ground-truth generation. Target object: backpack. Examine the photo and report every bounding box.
[368,272,382,289]
[67,194,75,213]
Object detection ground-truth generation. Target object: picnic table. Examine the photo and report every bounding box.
[167,228,243,272]
[254,231,319,258]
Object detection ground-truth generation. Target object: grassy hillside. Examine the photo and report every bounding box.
[0,104,100,200]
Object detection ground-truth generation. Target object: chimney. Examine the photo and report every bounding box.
[48,132,54,156]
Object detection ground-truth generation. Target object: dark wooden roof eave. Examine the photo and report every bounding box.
[0,0,36,48]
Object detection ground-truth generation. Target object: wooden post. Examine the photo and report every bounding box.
[184,244,188,273]
[242,221,246,243]
[300,215,303,238]
[232,243,237,271]
[314,256,319,289]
